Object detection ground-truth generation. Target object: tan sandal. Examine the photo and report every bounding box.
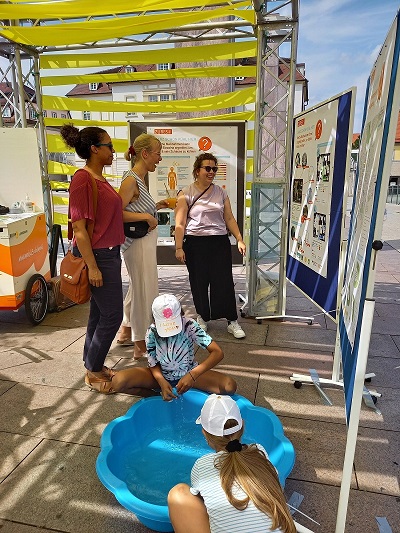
[116,338,135,346]
[85,373,115,394]
[102,366,118,378]
[133,351,148,361]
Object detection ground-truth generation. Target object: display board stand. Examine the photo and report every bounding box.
[282,87,381,409]
[288,327,379,406]
[334,11,400,531]
[255,311,314,324]
[335,299,375,533]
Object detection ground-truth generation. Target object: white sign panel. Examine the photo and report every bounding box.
[146,124,239,246]
[341,18,400,346]
[289,100,338,277]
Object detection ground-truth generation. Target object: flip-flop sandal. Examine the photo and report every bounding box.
[116,338,135,346]
[85,373,115,394]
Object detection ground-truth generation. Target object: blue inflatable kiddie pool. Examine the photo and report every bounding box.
[96,390,295,532]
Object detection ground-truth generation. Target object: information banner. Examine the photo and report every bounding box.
[339,13,400,418]
[147,123,240,245]
[129,121,246,264]
[286,89,355,320]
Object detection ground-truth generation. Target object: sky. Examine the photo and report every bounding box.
[297,0,400,132]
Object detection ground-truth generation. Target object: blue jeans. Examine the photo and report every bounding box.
[81,246,123,372]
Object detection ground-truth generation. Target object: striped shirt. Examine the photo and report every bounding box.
[121,170,157,253]
[190,444,283,533]
[146,317,212,381]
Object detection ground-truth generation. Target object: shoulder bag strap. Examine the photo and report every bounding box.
[86,174,98,241]
[67,171,98,242]
[187,184,211,216]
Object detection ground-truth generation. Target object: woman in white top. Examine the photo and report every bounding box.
[174,153,246,339]
[117,133,167,359]
[168,394,296,533]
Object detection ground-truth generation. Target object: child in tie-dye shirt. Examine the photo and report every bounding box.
[112,294,237,401]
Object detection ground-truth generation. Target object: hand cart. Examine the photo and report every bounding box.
[0,212,51,325]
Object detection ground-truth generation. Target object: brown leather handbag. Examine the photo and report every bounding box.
[60,173,98,304]
[59,252,90,304]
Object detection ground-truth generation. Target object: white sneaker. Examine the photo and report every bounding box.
[227,320,246,339]
[196,315,208,331]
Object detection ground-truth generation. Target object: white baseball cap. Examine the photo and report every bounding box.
[196,394,243,436]
[152,294,182,337]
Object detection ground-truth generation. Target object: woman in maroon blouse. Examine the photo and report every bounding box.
[60,125,124,394]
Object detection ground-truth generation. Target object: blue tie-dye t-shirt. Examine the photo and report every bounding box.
[146,317,213,381]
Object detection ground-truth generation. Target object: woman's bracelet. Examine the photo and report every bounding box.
[189,371,196,382]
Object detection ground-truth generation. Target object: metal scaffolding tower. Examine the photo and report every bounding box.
[0,1,299,316]
[247,0,299,318]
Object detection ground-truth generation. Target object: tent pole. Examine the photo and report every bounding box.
[13,23,27,128]
[33,54,53,231]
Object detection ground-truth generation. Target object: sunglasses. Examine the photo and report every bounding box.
[201,165,218,173]
[95,142,114,150]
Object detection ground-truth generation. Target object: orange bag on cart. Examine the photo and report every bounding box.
[60,253,90,304]
[60,172,98,305]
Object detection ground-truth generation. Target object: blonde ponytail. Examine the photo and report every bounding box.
[204,421,296,533]
[125,133,160,163]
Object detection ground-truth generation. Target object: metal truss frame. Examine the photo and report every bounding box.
[247,0,299,318]
[0,1,299,302]
[0,2,257,233]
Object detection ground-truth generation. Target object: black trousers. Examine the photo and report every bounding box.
[183,234,237,322]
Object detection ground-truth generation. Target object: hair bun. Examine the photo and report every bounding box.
[129,145,136,156]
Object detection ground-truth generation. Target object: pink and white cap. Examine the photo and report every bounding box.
[152,294,182,337]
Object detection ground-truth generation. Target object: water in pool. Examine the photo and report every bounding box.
[122,420,210,505]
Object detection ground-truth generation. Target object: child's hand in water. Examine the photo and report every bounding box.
[160,382,178,401]
[176,373,195,394]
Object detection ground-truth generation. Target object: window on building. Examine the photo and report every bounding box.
[101,112,110,121]
[89,82,98,91]
[51,112,57,118]
[61,113,66,118]
[148,95,158,102]
[157,63,170,71]
[83,111,91,120]
[2,106,11,118]
[43,110,47,117]
[125,65,135,73]
[29,107,37,120]
[126,95,137,117]
[160,94,170,102]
